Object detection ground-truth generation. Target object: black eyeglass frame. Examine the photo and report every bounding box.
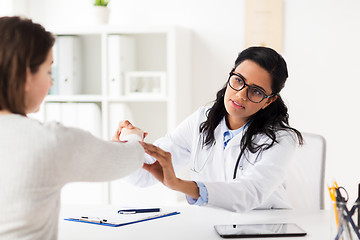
[227,71,275,103]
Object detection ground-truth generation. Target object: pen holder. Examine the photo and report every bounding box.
[330,199,360,240]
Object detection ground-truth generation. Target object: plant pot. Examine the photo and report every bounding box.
[91,6,109,25]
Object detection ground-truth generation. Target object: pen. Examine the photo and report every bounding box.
[334,187,352,239]
[79,216,107,223]
[342,203,360,239]
[118,208,161,214]
[328,185,339,228]
[358,183,360,230]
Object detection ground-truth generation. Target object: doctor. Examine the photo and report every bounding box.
[116,46,303,212]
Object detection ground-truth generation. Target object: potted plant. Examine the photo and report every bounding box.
[92,0,110,24]
[94,0,110,7]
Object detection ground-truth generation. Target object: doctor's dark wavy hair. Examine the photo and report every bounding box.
[199,46,303,153]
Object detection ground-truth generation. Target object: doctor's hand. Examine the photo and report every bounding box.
[139,142,179,190]
[112,120,147,142]
[139,142,200,200]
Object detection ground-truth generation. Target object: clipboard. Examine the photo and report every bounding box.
[64,211,180,227]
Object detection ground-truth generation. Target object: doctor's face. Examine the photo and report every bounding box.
[224,60,277,130]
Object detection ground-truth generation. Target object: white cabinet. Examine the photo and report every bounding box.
[40,25,192,205]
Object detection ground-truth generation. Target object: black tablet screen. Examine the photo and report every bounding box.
[214,223,307,238]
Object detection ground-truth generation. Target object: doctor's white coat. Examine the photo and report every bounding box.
[127,107,298,212]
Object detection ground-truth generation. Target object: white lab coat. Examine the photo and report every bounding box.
[127,107,298,212]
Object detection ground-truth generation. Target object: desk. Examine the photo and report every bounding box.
[59,204,331,239]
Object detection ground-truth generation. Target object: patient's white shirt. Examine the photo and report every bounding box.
[0,114,144,240]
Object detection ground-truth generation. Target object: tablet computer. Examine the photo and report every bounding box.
[214,223,307,238]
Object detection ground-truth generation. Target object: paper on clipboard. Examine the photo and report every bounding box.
[64,209,180,227]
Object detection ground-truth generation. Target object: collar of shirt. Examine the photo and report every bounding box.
[221,117,248,149]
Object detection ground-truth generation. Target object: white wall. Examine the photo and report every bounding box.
[282,0,360,203]
[3,0,360,204]
[21,0,245,110]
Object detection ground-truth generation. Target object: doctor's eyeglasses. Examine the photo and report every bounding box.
[227,71,275,103]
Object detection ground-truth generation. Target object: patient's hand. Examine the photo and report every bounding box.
[112,120,147,142]
[119,127,146,141]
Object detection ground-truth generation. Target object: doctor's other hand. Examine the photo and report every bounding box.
[140,142,200,200]
[139,142,179,190]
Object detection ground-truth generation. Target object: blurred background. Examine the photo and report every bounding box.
[1,0,359,207]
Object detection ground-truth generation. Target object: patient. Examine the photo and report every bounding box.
[0,16,145,239]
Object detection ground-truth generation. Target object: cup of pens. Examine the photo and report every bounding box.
[329,183,360,240]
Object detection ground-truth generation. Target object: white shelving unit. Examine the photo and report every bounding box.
[38,25,192,205]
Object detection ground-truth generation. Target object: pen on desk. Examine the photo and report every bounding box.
[79,216,107,223]
[118,208,161,214]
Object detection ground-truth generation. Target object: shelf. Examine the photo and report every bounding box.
[45,94,168,103]
[40,25,191,207]
[45,95,103,102]
[107,95,168,102]
[47,25,180,35]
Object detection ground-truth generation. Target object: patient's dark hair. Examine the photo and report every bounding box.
[0,16,55,115]
[199,46,303,153]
